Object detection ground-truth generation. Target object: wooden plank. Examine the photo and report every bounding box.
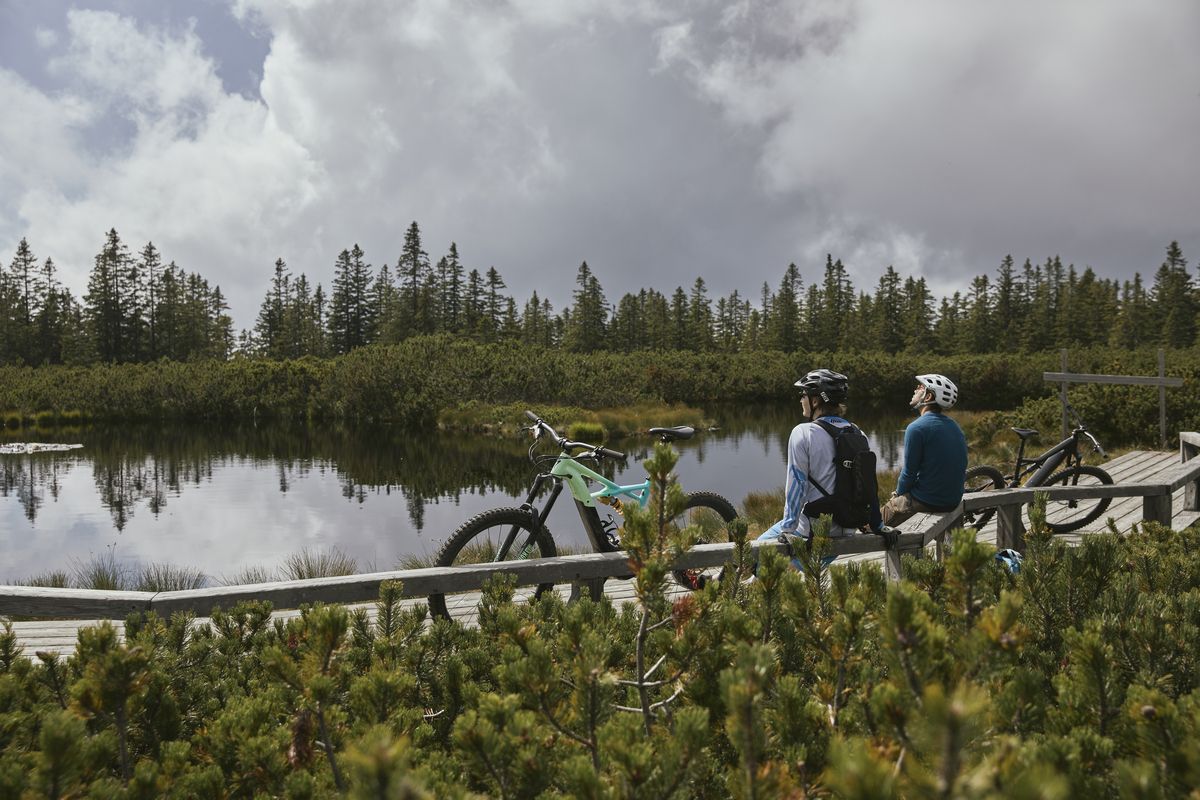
[1183,433,1200,511]
[1089,451,1144,475]
[0,587,153,619]
[1042,372,1183,387]
[1100,451,1163,482]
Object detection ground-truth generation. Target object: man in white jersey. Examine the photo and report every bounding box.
[757,369,890,568]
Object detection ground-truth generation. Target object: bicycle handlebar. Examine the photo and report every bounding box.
[524,410,626,461]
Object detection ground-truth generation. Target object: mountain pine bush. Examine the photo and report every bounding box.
[3,474,1200,796]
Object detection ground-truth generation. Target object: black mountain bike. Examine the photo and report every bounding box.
[427,411,738,619]
[964,405,1112,534]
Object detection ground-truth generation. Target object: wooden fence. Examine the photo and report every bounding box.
[3,433,1199,622]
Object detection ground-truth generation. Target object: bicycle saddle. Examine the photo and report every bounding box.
[1010,427,1039,440]
[649,426,695,441]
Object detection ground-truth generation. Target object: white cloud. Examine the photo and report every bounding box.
[658,0,1200,277]
[34,27,59,49]
[2,0,1198,329]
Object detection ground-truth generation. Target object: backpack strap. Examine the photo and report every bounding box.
[807,418,842,498]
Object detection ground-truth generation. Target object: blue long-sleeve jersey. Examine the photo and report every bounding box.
[896,412,968,510]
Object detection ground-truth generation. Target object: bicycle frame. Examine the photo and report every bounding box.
[1011,431,1083,487]
[499,454,651,559]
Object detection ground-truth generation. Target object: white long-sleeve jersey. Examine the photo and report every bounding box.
[779,416,857,539]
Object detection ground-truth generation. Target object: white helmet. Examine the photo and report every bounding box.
[915,374,958,409]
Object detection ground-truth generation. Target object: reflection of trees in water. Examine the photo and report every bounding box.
[1,407,909,533]
[0,453,71,523]
[703,403,909,471]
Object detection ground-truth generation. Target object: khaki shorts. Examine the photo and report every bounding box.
[880,493,939,527]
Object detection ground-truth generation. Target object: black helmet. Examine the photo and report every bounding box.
[795,369,848,404]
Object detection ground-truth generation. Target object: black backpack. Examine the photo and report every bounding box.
[804,419,878,529]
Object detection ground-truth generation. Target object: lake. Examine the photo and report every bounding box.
[0,405,913,584]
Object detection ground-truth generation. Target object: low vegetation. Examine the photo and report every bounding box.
[3,509,1200,796]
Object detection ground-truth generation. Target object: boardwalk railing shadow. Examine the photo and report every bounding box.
[3,432,1199,623]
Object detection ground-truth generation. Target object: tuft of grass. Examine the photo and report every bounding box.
[566,421,607,443]
[593,403,710,437]
[219,565,278,586]
[21,570,70,588]
[395,552,437,570]
[741,488,783,537]
[876,468,899,501]
[137,563,207,592]
[437,401,712,438]
[280,547,358,580]
[71,550,133,591]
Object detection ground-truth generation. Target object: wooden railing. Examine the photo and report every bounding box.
[3,434,1199,622]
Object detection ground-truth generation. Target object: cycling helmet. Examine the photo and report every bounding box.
[995,548,1023,575]
[795,369,849,404]
[915,373,958,409]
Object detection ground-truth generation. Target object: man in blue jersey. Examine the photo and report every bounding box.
[757,369,890,568]
[881,373,968,526]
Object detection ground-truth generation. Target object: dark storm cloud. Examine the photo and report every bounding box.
[1,0,1197,328]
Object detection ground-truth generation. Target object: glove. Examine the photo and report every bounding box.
[874,525,899,548]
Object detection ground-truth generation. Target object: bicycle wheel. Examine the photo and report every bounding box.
[672,491,738,590]
[1038,465,1113,534]
[427,507,557,620]
[962,465,1006,530]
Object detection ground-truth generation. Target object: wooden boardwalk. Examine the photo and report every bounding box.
[7,448,1199,657]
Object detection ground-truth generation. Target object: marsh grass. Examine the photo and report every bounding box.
[438,401,711,438]
[280,547,358,580]
[137,563,207,591]
[219,565,278,586]
[70,550,133,591]
[21,570,70,588]
[740,488,784,537]
[566,421,606,443]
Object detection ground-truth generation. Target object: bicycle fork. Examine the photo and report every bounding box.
[495,474,562,561]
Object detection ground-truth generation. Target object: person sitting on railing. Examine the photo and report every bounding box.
[881,373,969,526]
[756,369,895,571]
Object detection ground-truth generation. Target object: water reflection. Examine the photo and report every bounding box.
[0,405,911,580]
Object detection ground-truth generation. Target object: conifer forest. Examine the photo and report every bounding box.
[1,224,1196,366]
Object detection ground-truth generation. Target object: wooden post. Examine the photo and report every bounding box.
[1182,433,1200,512]
[1159,349,1167,450]
[995,504,1025,554]
[884,544,903,582]
[1142,493,1172,527]
[1060,349,1070,441]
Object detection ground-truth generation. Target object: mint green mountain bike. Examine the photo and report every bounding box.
[427,410,738,619]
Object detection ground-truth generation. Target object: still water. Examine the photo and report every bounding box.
[0,406,911,583]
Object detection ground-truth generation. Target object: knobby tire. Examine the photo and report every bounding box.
[427,507,557,621]
[963,465,1006,530]
[673,491,739,590]
[1038,465,1113,534]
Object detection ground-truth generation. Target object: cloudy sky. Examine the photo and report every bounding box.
[2,0,1198,329]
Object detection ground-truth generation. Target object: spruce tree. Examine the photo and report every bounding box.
[1150,240,1195,347]
[396,222,430,338]
[85,229,132,362]
[766,264,801,352]
[871,265,903,353]
[254,258,290,357]
[328,245,375,354]
[687,277,713,351]
[483,266,507,342]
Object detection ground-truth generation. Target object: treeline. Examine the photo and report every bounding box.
[0,231,233,366]
[2,224,1197,365]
